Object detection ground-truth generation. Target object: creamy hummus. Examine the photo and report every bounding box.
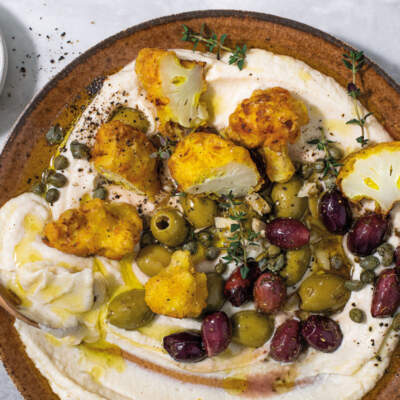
[0,49,398,400]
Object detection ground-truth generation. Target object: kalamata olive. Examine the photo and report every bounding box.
[224,267,253,307]
[319,190,352,234]
[253,272,286,313]
[347,213,388,256]
[163,331,206,363]
[371,268,400,318]
[265,218,310,250]
[201,311,232,356]
[301,315,343,353]
[270,319,303,362]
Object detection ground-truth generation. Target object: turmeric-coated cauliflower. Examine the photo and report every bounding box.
[144,250,207,318]
[92,121,160,198]
[226,87,309,183]
[43,198,143,260]
[168,131,263,197]
[135,48,208,139]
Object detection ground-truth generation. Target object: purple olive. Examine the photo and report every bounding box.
[347,213,388,256]
[319,190,352,234]
[163,331,206,362]
[201,311,232,356]
[371,268,400,318]
[266,218,310,250]
[253,272,287,313]
[270,319,303,362]
[301,315,343,353]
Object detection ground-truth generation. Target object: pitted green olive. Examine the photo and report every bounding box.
[150,208,189,247]
[136,245,172,277]
[110,107,150,132]
[271,176,307,219]
[180,195,217,229]
[280,245,311,286]
[107,289,154,330]
[299,273,350,312]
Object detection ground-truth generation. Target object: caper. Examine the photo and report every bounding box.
[107,289,154,330]
[53,155,69,170]
[215,262,227,275]
[70,140,90,159]
[93,175,108,189]
[266,245,281,258]
[344,280,364,291]
[360,270,375,284]
[31,182,45,195]
[392,314,400,331]
[45,124,64,145]
[301,163,313,179]
[47,172,67,188]
[328,146,343,160]
[206,247,220,261]
[183,241,198,255]
[93,187,108,200]
[349,308,365,323]
[198,231,213,247]
[330,255,343,270]
[205,272,225,313]
[42,168,55,183]
[377,243,394,266]
[322,174,336,190]
[314,160,325,172]
[360,255,380,270]
[140,231,155,247]
[45,188,60,204]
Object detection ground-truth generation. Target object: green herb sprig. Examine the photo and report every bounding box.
[150,134,177,160]
[307,128,343,176]
[220,192,259,279]
[182,24,247,70]
[342,50,372,147]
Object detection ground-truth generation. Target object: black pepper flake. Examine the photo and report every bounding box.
[86,76,106,96]
[61,32,66,37]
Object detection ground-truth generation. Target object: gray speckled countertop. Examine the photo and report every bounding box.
[0,0,399,398]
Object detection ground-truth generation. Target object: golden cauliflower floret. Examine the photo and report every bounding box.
[135,48,208,140]
[43,198,143,260]
[226,87,309,183]
[168,131,263,197]
[92,121,160,198]
[144,250,207,318]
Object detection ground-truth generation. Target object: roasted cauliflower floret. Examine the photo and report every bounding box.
[135,48,208,139]
[226,87,309,183]
[92,121,160,198]
[338,141,400,214]
[144,250,207,318]
[168,131,263,197]
[43,198,143,260]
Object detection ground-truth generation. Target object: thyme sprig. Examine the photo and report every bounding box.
[342,50,372,147]
[220,192,259,279]
[150,134,177,160]
[182,24,247,70]
[307,128,343,176]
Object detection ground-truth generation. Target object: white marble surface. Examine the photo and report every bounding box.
[0,0,399,398]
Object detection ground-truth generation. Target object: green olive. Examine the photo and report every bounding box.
[110,107,150,133]
[70,140,90,160]
[47,172,67,188]
[45,188,60,204]
[136,245,172,277]
[45,124,64,145]
[150,208,189,247]
[280,245,311,286]
[377,243,394,266]
[271,176,307,219]
[266,245,281,258]
[206,247,220,260]
[53,155,69,170]
[231,310,274,348]
[299,273,350,312]
[205,272,225,313]
[360,255,380,270]
[107,289,154,330]
[180,195,217,229]
[344,280,365,291]
[349,308,364,323]
[93,187,108,200]
[31,182,45,195]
